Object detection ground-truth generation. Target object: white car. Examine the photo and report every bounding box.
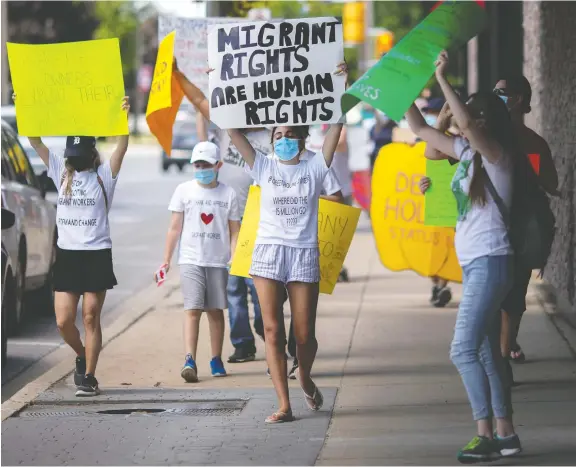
[1,120,57,333]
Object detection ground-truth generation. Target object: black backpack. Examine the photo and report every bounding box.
[485,156,556,271]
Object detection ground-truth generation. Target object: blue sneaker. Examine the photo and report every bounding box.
[181,354,198,383]
[210,357,227,377]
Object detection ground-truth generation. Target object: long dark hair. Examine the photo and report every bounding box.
[62,148,101,196]
[464,92,517,206]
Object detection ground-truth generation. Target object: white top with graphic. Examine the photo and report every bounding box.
[168,180,240,267]
[216,129,271,214]
[48,152,118,251]
[247,151,329,248]
[451,137,513,266]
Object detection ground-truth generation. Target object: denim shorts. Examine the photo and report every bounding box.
[250,244,320,284]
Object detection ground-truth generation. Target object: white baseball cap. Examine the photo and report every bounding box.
[190,141,220,164]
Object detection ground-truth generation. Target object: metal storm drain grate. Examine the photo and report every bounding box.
[17,399,248,418]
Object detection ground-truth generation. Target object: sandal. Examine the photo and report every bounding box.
[510,346,526,364]
[265,411,294,424]
[296,368,324,411]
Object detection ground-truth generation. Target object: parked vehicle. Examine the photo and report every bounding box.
[2,208,16,367]
[0,105,17,134]
[19,136,66,193]
[1,119,57,334]
[161,120,198,172]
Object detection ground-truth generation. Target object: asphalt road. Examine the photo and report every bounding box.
[2,144,192,401]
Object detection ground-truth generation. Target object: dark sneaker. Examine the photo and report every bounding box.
[228,345,256,363]
[181,354,198,383]
[74,356,86,386]
[210,357,227,377]
[75,374,100,397]
[495,433,522,457]
[433,287,452,308]
[338,267,349,283]
[457,436,500,464]
[430,285,440,303]
[288,360,298,380]
[266,367,271,378]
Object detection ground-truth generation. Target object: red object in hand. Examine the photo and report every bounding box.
[528,153,540,175]
[156,265,167,287]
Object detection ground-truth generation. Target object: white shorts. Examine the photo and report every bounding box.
[250,244,320,284]
[180,265,228,310]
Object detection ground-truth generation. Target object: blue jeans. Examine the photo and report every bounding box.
[450,255,514,421]
[227,274,262,348]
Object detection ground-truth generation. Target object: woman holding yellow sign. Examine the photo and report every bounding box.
[26,96,131,397]
[405,51,521,463]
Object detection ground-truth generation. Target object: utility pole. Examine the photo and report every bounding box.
[361,0,374,73]
[1,1,10,105]
[205,0,222,18]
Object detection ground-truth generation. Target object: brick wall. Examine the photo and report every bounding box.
[524,1,576,318]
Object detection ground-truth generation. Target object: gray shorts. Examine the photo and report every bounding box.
[250,244,320,284]
[180,264,228,310]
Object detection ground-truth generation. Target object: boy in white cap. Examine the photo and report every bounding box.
[158,141,241,382]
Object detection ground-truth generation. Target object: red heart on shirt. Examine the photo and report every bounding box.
[201,213,214,225]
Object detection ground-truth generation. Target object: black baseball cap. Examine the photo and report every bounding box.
[65,136,96,158]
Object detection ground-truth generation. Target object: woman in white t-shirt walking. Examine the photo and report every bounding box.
[228,62,347,423]
[405,52,521,463]
[27,97,130,396]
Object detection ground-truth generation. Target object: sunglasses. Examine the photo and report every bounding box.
[493,88,509,97]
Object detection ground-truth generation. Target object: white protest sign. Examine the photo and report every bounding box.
[158,16,246,96]
[207,17,345,129]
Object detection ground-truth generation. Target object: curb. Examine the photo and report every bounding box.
[1,279,180,421]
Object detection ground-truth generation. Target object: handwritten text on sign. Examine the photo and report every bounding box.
[208,18,346,129]
[7,39,127,136]
[158,16,246,97]
[370,143,462,283]
[230,186,360,294]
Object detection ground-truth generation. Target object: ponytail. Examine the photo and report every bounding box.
[468,152,488,206]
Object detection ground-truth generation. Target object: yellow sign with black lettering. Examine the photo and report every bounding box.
[230,186,361,294]
[7,39,128,137]
[370,142,462,282]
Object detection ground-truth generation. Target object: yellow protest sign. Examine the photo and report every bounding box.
[7,39,128,136]
[146,31,183,156]
[370,142,462,283]
[230,186,361,294]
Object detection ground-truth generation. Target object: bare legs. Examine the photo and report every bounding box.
[183,309,225,359]
[253,276,290,414]
[55,291,106,376]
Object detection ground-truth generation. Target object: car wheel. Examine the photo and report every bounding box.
[8,246,26,336]
[177,163,185,172]
[162,160,170,172]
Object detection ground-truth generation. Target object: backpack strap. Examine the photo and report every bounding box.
[484,169,510,228]
[60,171,108,210]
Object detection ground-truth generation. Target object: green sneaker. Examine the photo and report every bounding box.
[457,436,501,464]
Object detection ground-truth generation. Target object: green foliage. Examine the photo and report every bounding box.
[373,1,426,43]
[92,1,138,78]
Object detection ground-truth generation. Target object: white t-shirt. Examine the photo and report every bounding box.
[263,150,341,196]
[48,152,118,250]
[451,137,513,266]
[216,129,271,215]
[246,151,329,248]
[168,181,240,267]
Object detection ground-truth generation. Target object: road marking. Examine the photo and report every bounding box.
[8,340,62,347]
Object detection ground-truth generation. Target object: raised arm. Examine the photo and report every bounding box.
[435,51,502,163]
[173,61,211,121]
[424,102,453,160]
[28,137,50,167]
[322,61,348,167]
[109,97,131,178]
[405,104,456,159]
[227,129,257,169]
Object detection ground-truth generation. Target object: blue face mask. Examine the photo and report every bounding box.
[274,137,300,161]
[498,95,509,105]
[194,167,216,185]
[424,114,437,126]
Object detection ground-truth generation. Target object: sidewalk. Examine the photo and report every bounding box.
[2,219,575,465]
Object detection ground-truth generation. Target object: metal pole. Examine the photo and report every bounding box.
[1,1,9,105]
[206,0,221,18]
[362,0,374,73]
[132,20,142,136]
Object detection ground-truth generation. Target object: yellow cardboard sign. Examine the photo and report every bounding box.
[370,142,462,283]
[146,31,183,156]
[230,186,361,294]
[7,39,128,136]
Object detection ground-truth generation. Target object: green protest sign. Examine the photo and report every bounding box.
[341,1,487,121]
[424,159,458,228]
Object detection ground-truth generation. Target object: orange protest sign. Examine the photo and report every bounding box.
[146,31,183,155]
[370,142,462,283]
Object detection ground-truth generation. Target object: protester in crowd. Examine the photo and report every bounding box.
[493,76,559,369]
[222,61,348,423]
[158,141,240,382]
[175,64,265,365]
[25,96,130,396]
[406,51,521,463]
[369,109,397,169]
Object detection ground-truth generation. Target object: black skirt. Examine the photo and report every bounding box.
[53,247,117,293]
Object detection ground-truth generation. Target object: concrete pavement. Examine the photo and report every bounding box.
[2,220,575,465]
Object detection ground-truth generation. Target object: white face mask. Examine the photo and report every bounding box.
[424,115,437,126]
